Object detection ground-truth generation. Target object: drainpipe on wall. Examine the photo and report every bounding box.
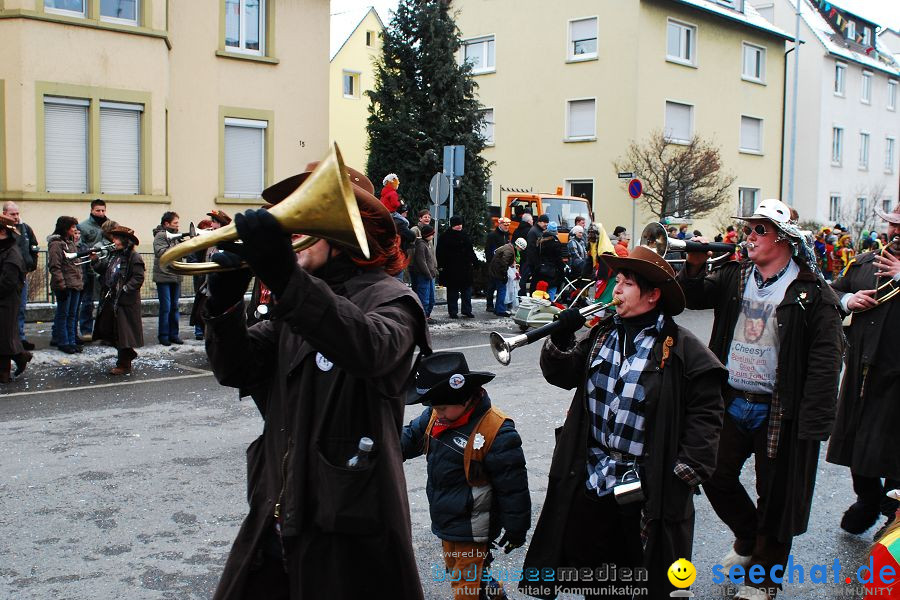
[786,0,802,206]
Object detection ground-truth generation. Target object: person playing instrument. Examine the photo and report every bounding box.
[92,227,145,376]
[202,163,430,600]
[152,211,185,346]
[0,214,32,383]
[401,351,530,600]
[77,199,108,341]
[190,211,231,340]
[827,203,900,538]
[520,246,725,600]
[48,216,85,354]
[676,199,843,600]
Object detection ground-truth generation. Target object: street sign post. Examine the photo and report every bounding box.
[628,178,643,249]
[443,145,465,218]
[429,172,451,241]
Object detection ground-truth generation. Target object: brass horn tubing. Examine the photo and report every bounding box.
[163,236,318,275]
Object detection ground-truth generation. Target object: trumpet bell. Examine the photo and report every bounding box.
[159,143,370,274]
[640,222,670,256]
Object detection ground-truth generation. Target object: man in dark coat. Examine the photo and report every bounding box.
[0,214,32,383]
[93,226,145,375]
[512,213,533,295]
[677,199,843,599]
[436,215,478,319]
[524,215,549,292]
[827,203,900,537]
[2,202,38,350]
[521,246,725,599]
[202,162,430,600]
[484,217,511,311]
[77,199,108,340]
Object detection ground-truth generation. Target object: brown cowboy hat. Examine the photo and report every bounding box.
[875,202,900,225]
[206,210,232,226]
[600,246,686,315]
[107,225,139,246]
[261,162,374,206]
[0,214,19,234]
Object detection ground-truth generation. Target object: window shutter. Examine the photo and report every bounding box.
[225,119,266,198]
[741,116,761,151]
[570,18,596,43]
[665,102,692,142]
[568,100,595,138]
[100,102,142,194]
[44,99,89,193]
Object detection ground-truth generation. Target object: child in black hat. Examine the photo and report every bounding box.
[401,351,530,600]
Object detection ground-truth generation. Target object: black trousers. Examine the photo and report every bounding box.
[559,488,644,599]
[703,414,791,593]
[852,472,900,517]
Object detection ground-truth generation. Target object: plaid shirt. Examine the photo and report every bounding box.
[584,313,664,496]
[738,262,783,459]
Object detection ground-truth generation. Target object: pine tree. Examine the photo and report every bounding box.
[366,0,491,242]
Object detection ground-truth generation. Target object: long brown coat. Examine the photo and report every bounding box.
[0,237,25,356]
[205,266,430,600]
[677,259,844,542]
[93,249,145,349]
[47,235,83,292]
[828,252,900,478]
[520,316,725,599]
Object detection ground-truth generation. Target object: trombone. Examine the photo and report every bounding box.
[489,298,621,366]
[639,222,741,265]
[159,143,370,275]
[64,242,116,266]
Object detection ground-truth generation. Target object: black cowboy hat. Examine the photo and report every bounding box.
[406,352,495,406]
[600,246,686,315]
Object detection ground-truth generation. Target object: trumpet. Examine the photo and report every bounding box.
[852,237,900,313]
[64,242,116,265]
[489,298,621,366]
[159,143,369,275]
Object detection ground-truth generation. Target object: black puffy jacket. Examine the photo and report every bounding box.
[401,391,531,543]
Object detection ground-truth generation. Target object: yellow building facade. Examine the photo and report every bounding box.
[0,0,329,248]
[329,7,384,173]
[453,0,790,237]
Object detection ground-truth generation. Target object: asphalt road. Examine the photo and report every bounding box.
[0,304,877,599]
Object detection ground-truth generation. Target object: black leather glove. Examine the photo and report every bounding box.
[549,307,586,348]
[493,530,526,554]
[206,250,252,314]
[230,209,296,297]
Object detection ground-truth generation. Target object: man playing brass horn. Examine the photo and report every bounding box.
[827,203,900,538]
[202,163,430,600]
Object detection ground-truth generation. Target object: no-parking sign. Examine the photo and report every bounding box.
[628,178,643,199]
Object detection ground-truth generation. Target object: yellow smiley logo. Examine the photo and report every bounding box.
[667,558,697,588]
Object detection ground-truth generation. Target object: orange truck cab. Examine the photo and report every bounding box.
[491,189,594,243]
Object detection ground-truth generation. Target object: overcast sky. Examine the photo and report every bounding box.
[330,0,899,32]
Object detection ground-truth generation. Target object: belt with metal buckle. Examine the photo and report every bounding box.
[729,388,772,404]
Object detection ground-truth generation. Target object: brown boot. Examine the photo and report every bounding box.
[109,348,135,376]
[13,351,33,378]
[109,363,131,376]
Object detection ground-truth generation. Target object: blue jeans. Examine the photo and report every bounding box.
[17,279,28,340]
[410,273,435,317]
[493,277,509,314]
[446,286,472,317]
[79,270,96,335]
[726,396,770,433]
[53,289,81,347]
[157,282,181,342]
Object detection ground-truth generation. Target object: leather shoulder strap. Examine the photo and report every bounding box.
[423,410,438,456]
[464,407,510,487]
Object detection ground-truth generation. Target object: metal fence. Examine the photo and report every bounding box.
[25,251,197,304]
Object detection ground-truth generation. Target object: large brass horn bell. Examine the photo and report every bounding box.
[159,143,370,274]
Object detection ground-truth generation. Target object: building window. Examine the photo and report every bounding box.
[44,0,85,17]
[756,3,775,22]
[462,36,495,74]
[366,31,374,47]
[342,71,360,99]
[742,43,765,82]
[44,97,89,193]
[862,27,871,46]
[566,99,596,140]
[832,127,844,164]
[565,179,594,203]
[569,17,598,60]
[740,116,763,153]
[834,63,846,95]
[888,81,897,110]
[886,138,896,173]
[738,187,759,218]
[478,108,494,145]
[859,132,870,169]
[829,195,841,221]
[664,101,693,144]
[884,198,893,214]
[846,21,855,40]
[861,72,872,104]
[224,117,267,199]
[225,0,265,55]
[99,101,142,194]
[666,19,696,66]
[100,0,138,25]
[856,197,866,224]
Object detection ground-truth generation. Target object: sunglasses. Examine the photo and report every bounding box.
[742,224,769,237]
